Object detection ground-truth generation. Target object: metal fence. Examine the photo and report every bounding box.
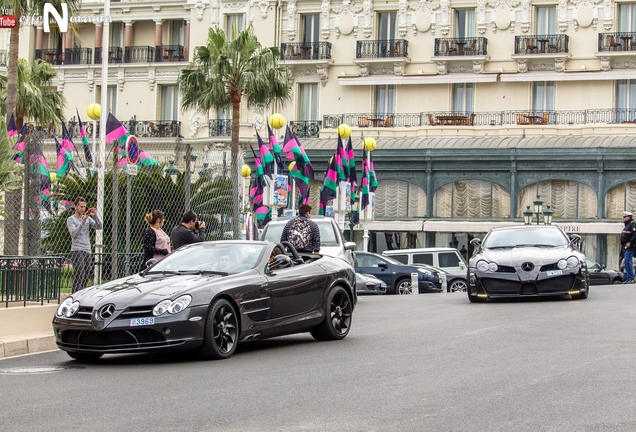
[2,131,245,287]
[0,256,64,306]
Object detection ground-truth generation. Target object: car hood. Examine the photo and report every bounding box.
[476,246,581,266]
[71,273,224,308]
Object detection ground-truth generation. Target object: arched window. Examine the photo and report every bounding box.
[375,180,426,217]
[606,181,636,218]
[434,181,510,217]
[518,180,597,218]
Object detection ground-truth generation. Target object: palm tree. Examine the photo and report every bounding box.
[179,25,291,239]
[0,58,66,254]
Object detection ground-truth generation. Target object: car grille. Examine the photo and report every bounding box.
[119,305,154,319]
[74,306,93,321]
[495,265,516,273]
[540,263,559,272]
[60,329,167,350]
[481,274,576,296]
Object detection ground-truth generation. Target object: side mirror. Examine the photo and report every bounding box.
[470,238,482,247]
[378,261,388,268]
[145,258,158,269]
[570,234,581,245]
[344,241,356,251]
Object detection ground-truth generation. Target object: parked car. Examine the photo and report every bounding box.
[586,258,623,285]
[382,247,467,293]
[468,226,589,302]
[260,216,356,267]
[53,241,356,361]
[355,252,444,294]
[356,273,387,295]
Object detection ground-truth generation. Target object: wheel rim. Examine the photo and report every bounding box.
[330,291,352,335]
[213,304,237,354]
[451,280,467,292]
[397,281,412,295]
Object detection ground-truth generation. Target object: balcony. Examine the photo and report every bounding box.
[596,33,636,70]
[94,47,123,64]
[0,50,7,66]
[155,45,185,63]
[208,119,231,137]
[64,48,93,65]
[281,42,332,61]
[432,38,489,74]
[288,120,322,138]
[354,39,409,77]
[124,46,154,63]
[512,35,570,72]
[35,49,63,65]
[67,119,181,139]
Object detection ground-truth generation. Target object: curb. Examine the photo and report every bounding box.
[0,334,58,359]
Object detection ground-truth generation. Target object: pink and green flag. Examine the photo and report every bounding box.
[268,124,284,171]
[283,126,314,180]
[318,156,339,215]
[76,109,93,163]
[257,131,274,177]
[7,113,16,138]
[55,136,74,178]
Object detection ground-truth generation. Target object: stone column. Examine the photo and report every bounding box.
[65,30,72,50]
[124,21,133,47]
[154,20,163,62]
[184,19,190,61]
[35,25,43,50]
[95,23,102,48]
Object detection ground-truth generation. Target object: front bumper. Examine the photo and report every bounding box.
[468,267,587,298]
[418,280,443,293]
[52,305,209,354]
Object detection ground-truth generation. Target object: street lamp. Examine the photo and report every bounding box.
[164,159,179,179]
[524,195,553,225]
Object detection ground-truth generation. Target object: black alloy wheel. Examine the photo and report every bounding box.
[311,286,353,341]
[199,298,239,359]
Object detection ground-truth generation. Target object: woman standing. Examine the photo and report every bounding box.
[142,210,171,269]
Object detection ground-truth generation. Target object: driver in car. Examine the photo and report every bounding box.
[214,254,233,272]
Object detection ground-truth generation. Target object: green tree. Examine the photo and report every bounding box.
[179,25,291,239]
[0,58,66,254]
[0,116,22,218]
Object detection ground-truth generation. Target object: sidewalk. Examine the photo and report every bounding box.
[0,303,59,359]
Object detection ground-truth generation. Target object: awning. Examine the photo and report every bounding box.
[500,69,636,82]
[338,73,499,86]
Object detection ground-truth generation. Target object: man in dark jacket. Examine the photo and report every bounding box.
[171,210,206,250]
[620,211,636,283]
[280,204,321,254]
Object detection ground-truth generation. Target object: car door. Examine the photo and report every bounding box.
[355,253,395,287]
[586,259,609,285]
[267,261,328,319]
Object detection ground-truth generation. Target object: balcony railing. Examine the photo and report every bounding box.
[323,109,636,128]
[514,35,569,55]
[155,45,185,62]
[209,119,232,137]
[64,48,93,65]
[94,46,123,64]
[280,42,332,61]
[124,119,181,138]
[356,39,408,59]
[124,46,154,63]
[0,50,7,66]
[598,32,636,52]
[288,120,322,138]
[434,37,488,56]
[35,48,63,65]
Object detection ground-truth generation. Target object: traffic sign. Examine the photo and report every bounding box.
[125,135,139,164]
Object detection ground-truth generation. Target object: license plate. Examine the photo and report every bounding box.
[546,270,563,276]
[130,317,155,326]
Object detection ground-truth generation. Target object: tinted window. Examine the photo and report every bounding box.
[389,254,408,264]
[439,252,461,267]
[357,254,385,267]
[413,253,433,265]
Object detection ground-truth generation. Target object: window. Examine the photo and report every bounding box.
[360,254,386,267]
[453,83,473,114]
[618,4,636,32]
[439,252,461,268]
[533,81,554,113]
[455,9,475,38]
[161,85,179,120]
[536,6,556,35]
[302,14,320,43]
[616,80,636,122]
[413,254,433,265]
[389,254,408,264]
[110,22,123,47]
[171,20,186,46]
[97,86,118,115]
[378,12,397,57]
[298,84,318,121]
[375,85,394,117]
[226,14,245,41]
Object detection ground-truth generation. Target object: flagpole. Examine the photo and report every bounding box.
[95,0,110,284]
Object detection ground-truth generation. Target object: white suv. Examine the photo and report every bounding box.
[260,216,356,267]
[382,247,468,292]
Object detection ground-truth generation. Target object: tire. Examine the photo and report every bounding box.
[67,351,103,362]
[396,278,412,295]
[310,286,353,341]
[199,298,239,360]
[449,279,467,292]
[571,278,590,300]
[612,278,623,284]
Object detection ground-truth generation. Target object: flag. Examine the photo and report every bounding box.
[268,124,284,171]
[254,205,272,229]
[335,136,348,182]
[61,122,77,170]
[318,156,339,215]
[7,113,16,138]
[55,136,73,178]
[368,151,378,192]
[257,131,274,177]
[12,125,28,163]
[76,109,93,163]
[360,150,371,211]
[283,126,314,179]
[345,136,357,205]
[29,144,52,211]
[289,163,310,203]
[105,112,127,144]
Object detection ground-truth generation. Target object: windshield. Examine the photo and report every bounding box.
[483,227,568,249]
[261,220,341,246]
[381,255,405,266]
[147,243,266,275]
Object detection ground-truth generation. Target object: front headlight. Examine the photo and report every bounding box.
[153,295,192,316]
[418,268,433,276]
[566,256,580,268]
[557,257,580,270]
[56,297,74,317]
[476,261,498,272]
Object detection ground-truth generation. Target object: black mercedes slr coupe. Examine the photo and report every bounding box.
[53,241,356,361]
[468,226,589,302]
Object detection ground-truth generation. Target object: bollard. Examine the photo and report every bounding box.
[411,272,419,295]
